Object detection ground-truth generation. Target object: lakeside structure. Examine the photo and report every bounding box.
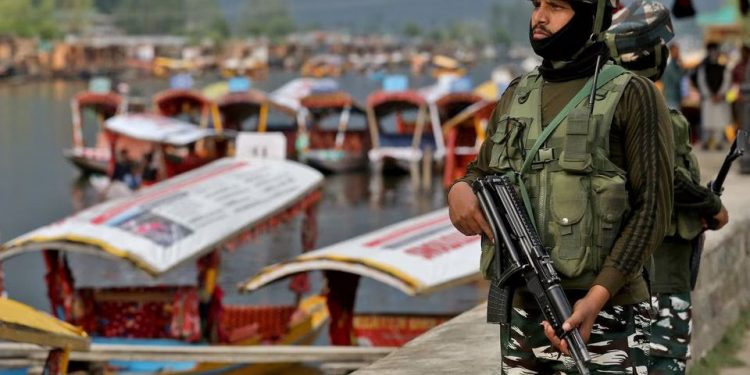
[0,32,491,83]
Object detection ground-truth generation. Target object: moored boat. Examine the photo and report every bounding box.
[0,157,326,374]
[241,208,483,347]
[268,78,343,160]
[102,113,231,190]
[367,75,480,179]
[0,297,90,375]
[64,90,124,175]
[366,87,436,174]
[153,84,218,129]
[297,90,370,173]
[441,100,495,188]
[300,54,344,78]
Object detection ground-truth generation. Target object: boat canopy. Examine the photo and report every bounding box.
[434,92,483,112]
[367,90,426,118]
[216,91,270,132]
[0,158,324,276]
[240,208,481,296]
[104,113,220,146]
[153,89,213,117]
[72,91,123,115]
[300,92,363,112]
[441,100,496,134]
[268,78,340,115]
[0,297,89,351]
[217,90,267,108]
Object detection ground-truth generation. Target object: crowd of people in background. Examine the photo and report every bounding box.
[664,41,750,151]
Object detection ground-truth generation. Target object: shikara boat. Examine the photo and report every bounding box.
[366,89,437,173]
[216,89,269,133]
[367,76,481,177]
[153,88,218,129]
[202,78,279,158]
[0,297,90,375]
[64,91,124,175]
[241,208,482,347]
[268,78,347,161]
[441,100,495,188]
[300,55,344,78]
[103,114,231,186]
[430,55,466,79]
[297,91,370,173]
[0,157,326,374]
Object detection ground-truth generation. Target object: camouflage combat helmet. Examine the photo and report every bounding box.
[606,0,675,80]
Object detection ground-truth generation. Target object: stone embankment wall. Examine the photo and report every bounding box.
[354,151,750,374]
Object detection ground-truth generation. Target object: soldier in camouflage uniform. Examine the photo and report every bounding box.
[448,0,674,373]
[606,2,730,374]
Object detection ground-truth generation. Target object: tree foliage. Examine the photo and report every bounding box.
[105,0,229,41]
[403,22,422,38]
[241,0,295,39]
[0,0,59,38]
[56,0,95,35]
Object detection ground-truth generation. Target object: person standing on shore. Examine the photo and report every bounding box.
[605,2,730,373]
[448,0,674,372]
[697,43,732,150]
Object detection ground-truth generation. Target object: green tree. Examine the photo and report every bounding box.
[0,0,58,38]
[492,24,511,46]
[443,21,489,46]
[56,0,95,35]
[111,0,189,35]
[402,22,422,38]
[94,0,118,13]
[181,0,229,42]
[241,0,295,39]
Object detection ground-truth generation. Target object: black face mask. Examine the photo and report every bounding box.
[529,5,595,61]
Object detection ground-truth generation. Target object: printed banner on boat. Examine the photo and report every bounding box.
[242,208,481,295]
[1,158,323,275]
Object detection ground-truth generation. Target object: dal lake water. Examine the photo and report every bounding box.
[0,67,494,345]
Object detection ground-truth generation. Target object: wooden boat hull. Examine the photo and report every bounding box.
[301,149,367,173]
[99,296,329,375]
[63,147,109,175]
[353,313,453,347]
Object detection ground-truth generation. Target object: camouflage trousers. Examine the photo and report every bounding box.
[501,301,652,374]
[648,292,692,375]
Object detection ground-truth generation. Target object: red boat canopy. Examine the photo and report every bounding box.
[367,90,426,117]
[153,89,213,118]
[301,92,365,114]
[72,91,123,117]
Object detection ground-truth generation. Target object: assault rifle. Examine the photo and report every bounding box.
[708,130,747,195]
[690,130,747,289]
[473,175,591,375]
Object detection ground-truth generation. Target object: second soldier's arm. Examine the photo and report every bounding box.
[674,171,727,229]
[593,75,675,300]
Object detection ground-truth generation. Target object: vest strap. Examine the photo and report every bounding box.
[520,65,626,175]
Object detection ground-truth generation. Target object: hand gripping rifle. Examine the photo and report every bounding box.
[473,175,591,375]
[690,130,747,289]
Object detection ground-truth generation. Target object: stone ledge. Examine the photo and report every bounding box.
[355,151,750,374]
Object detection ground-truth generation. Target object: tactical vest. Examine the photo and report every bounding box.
[669,108,704,239]
[481,65,633,289]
